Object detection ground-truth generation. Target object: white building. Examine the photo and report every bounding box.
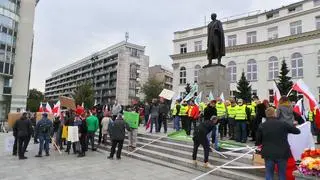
[171,0,320,102]
[45,41,149,106]
[0,0,38,118]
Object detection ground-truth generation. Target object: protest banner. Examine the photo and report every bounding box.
[5,136,14,152]
[59,96,76,110]
[159,89,175,100]
[123,111,139,129]
[8,112,22,127]
[67,126,79,143]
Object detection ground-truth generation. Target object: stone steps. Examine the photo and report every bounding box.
[95,132,264,180]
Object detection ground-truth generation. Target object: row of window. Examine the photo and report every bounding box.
[179,17,320,54]
[179,51,320,84]
[0,0,19,12]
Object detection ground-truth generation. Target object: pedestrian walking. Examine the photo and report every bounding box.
[256,107,301,180]
[35,113,53,157]
[12,112,33,160]
[192,116,217,168]
[86,110,99,151]
[108,115,130,160]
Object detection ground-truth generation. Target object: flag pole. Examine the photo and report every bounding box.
[286,88,293,97]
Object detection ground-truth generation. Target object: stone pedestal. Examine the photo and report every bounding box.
[198,64,229,101]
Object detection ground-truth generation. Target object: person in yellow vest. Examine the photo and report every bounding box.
[246,101,256,141]
[235,99,249,143]
[227,99,237,140]
[216,97,227,140]
[199,102,207,123]
[179,100,189,134]
[308,109,320,144]
[172,99,181,131]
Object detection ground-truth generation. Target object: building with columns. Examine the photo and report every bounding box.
[171,0,320,102]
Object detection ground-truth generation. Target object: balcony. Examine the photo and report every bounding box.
[3,87,11,95]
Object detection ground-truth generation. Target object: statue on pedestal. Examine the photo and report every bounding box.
[205,13,226,67]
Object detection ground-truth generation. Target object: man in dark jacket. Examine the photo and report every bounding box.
[108,114,129,160]
[192,116,217,168]
[144,102,150,126]
[13,112,33,160]
[35,113,53,157]
[158,99,169,133]
[203,100,217,145]
[256,107,300,180]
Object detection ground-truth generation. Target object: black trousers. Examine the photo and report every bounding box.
[218,118,227,138]
[79,135,87,155]
[158,113,167,133]
[17,136,28,158]
[181,116,188,134]
[192,139,210,163]
[228,118,236,139]
[187,117,197,136]
[67,141,77,153]
[87,132,95,150]
[110,140,124,158]
[98,124,103,144]
[13,137,17,155]
[23,135,31,152]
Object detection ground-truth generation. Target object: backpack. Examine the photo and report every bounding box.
[39,122,51,134]
[193,123,207,141]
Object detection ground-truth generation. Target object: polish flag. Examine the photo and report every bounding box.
[315,108,320,129]
[293,99,303,116]
[292,79,318,111]
[38,102,44,112]
[273,82,281,108]
[52,101,61,116]
[145,115,151,131]
[45,102,52,113]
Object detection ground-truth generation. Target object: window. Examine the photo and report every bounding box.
[180,44,187,54]
[179,67,186,84]
[290,21,302,35]
[316,16,320,30]
[268,27,278,40]
[318,50,320,75]
[288,5,303,13]
[315,0,320,6]
[247,31,257,44]
[247,59,257,81]
[266,11,279,19]
[194,41,202,52]
[227,35,237,46]
[291,53,303,78]
[252,90,257,96]
[268,56,279,80]
[269,89,274,103]
[194,65,201,83]
[227,61,237,82]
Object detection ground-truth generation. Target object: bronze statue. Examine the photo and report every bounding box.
[206,13,225,66]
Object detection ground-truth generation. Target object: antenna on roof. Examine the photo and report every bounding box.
[125,32,129,43]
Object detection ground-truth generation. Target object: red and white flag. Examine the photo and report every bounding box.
[293,99,303,116]
[38,102,44,112]
[145,115,151,131]
[273,82,281,108]
[52,100,61,116]
[292,80,318,111]
[45,102,52,113]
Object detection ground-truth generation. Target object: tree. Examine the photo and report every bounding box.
[276,60,297,101]
[141,77,164,103]
[27,89,44,112]
[72,81,94,109]
[236,72,252,102]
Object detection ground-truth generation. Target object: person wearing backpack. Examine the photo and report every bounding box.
[192,116,217,168]
[35,113,53,157]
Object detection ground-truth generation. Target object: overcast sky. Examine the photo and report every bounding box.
[30,0,299,91]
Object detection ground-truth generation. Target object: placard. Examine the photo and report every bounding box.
[123,111,139,129]
[8,112,22,127]
[67,126,79,142]
[159,89,175,100]
[5,136,14,152]
[59,96,76,110]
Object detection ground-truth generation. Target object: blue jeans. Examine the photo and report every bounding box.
[211,125,218,149]
[174,116,181,131]
[236,121,247,142]
[265,159,287,180]
[150,115,159,133]
[38,136,50,155]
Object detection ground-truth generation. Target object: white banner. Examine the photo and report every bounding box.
[5,136,14,152]
[67,126,79,143]
[159,89,175,100]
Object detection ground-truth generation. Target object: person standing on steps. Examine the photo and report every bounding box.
[227,99,237,140]
[101,113,112,145]
[216,98,227,140]
[179,100,189,134]
[12,112,33,160]
[108,114,130,160]
[144,102,150,126]
[158,98,169,133]
[192,116,217,168]
[234,99,249,143]
[86,109,99,151]
[149,99,160,133]
[203,100,217,147]
[35,113,53,157]
[112,100,122,120]
[172,99,181,131]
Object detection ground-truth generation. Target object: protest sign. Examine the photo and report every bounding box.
[8,112,22,127]
[59,96,76,110]
[67,126,79,143]
[159,89,175,100]
[123,111,139,129]
[5,136,14,152]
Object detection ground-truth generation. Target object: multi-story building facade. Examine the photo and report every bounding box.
[0,0,38,119]
[45,41,149,106]
[171,0,320,102]
[149,65,173,90]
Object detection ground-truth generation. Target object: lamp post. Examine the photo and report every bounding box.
[91,55,98,105]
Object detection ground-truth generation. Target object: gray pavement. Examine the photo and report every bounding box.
[0,133,228,180]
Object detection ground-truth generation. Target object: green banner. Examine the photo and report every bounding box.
[123,111,139,129]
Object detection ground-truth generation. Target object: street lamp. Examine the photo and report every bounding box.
[91,55,98,104]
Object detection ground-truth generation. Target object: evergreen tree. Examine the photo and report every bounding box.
[236,72,252,102]
[73,81,95,109]
[276,60,297,101]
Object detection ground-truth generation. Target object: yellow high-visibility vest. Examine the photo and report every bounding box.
[179,105,188,116]
[216,103,226,118]
[235,105,247,121]
[309,110,315,122]
[227,105,237,118]
[188,105,194,117]
[248,104,256,116]
[199,102,207,112]
[172,104,178,115]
